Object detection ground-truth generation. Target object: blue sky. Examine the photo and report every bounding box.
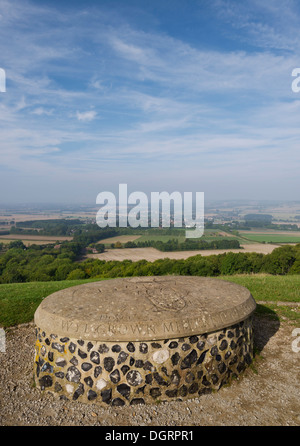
[0,0,300,203]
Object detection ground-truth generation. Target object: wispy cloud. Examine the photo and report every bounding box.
[213,0,300,52]
[76,110,97,122]
[0,0,299,202]
[31,107,54,116]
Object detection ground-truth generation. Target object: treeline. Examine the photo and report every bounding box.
[244,214,273,222]
[15,219,83,228]
[208,221,300,231]
[73,226,118,245]
[0,239,85,283]
[12,219,84,236]
[0,241,299,284]
[117,238,240,252]
[11,220,186,239]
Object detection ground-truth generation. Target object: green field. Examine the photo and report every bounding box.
[240,234,300,243]
[111,229,238,244]
[0,274,299,328]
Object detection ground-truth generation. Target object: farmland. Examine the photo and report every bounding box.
[96,227,300,253]
[0,234,73,246]
[238,230,300,244]
[88,243,277,262]
[1,201,300,274]
[99,229,231,246]
[3,227,300,250]
[99,228,251,250]
[240,234,300,243]
[97,235,141,245]
[136,229,239,243]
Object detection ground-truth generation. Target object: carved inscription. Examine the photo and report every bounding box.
[61,320,79,333]
[35,277,256,341]
[55,296,255,340]
[143,283,186,312]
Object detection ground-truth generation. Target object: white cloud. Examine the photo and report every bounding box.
[76,110,97,122]
[89,76,105,90]
[213,0,300,52]
[0,0,299,202]
[31,107,53,116]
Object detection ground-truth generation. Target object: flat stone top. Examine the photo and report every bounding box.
[34,276,256,342]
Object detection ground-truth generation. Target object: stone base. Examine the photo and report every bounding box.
[34,316,254,406]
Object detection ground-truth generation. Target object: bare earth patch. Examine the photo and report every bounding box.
[87,244,278,262]
[0,234,73,241]
[0,315,299,426]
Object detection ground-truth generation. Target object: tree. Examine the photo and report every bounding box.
[54,260,75,281]
[8,240,26,250]
[95,244,105,253]
[262,246,296,275]
[1,265,25,283]
[67,269,86,280]
[219,252,252,275]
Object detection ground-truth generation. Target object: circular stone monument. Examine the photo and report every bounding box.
[34,276,256,406]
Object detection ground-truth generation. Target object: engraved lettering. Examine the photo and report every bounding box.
[182,319,192,331]
[130,324,143,335]
[163,322,175,333]
[61,320,79,333]
[108,324,116,335]
[91,325,101,334]
[147,324,156,335]
[194,316,207,330]
[210,314,219,328]
[118,325,128,335]
[97,314,111,321]
[61,320,71,331]
[231,307,239,318]
[219,311,228,323]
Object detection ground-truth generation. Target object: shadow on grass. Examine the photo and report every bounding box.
[252,304,280,355]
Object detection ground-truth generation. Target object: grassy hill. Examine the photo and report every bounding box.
[0,274,299,328]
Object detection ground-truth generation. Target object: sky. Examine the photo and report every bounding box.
[0,0,300,204]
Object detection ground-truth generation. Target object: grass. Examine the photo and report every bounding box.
[100,229,240,245]
[239,234,300,243]
[117,231,242,244]
[219,274,300,302]
[0,274,299,328]
[0,278,101,327]
[219,274,300,324]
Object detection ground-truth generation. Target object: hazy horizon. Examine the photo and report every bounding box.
[0,198,299,210]
[0,0,300,204]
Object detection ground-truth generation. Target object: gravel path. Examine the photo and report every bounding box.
[0,315,299,426]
